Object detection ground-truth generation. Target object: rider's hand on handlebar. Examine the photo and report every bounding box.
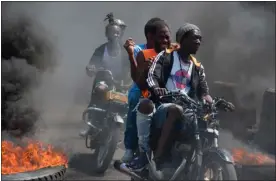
[154,88,168,96]
[86,64,96,72]
[86,64,96,77]
[224,101,235,112]
[202,95,213,104]
[124,38,135,55]
[216,98,235,112]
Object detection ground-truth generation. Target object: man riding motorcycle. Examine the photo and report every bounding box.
[128,23,212,170]
[122,17,166,162]
[80,13,130,137]
[125,20,181,170]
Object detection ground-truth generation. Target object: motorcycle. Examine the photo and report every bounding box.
[83,68,129,173]
[114,90,238,180]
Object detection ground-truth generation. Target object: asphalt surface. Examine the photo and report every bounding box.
[36,103,129,180]
[36,102,275,180]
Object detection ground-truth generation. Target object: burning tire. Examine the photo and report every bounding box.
[2,165,66,181]
[2,140,68,180]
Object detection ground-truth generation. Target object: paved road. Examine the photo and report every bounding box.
[36,103,275,180]
[36,104,129,180]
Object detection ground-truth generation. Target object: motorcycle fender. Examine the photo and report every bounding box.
[114,114,124,124]
[82,107,106,121]
[203,147,234,163]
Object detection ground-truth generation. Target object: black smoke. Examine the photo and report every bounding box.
[1,2,274,146]
[1,8,58,137]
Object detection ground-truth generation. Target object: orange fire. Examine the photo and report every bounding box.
[232,148,275,165]
[1,140,68,175]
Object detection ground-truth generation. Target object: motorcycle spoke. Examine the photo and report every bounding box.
[97,145,109,167]
[96,132,113,167]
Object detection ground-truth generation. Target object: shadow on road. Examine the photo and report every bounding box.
[69,153,105,177]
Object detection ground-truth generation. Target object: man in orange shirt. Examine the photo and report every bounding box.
[122,17,164,162]
[124,20,178,170]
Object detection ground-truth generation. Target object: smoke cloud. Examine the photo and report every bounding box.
[1,2,275,154]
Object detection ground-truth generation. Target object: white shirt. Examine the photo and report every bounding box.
[102,45,122,79]
[166,51,193,94]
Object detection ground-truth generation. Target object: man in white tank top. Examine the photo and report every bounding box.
[146,23,213,168]
[165,51,194,94]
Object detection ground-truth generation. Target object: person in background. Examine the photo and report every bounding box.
[85,12,128,81]
[80,13,130,137]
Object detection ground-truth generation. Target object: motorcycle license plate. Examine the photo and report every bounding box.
[105,91,128,104]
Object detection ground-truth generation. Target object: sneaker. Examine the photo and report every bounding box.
[121,149,134,162]
[127,152,149,171]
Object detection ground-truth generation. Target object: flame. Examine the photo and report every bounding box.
[1,140,68,175]
[232,148,275,165]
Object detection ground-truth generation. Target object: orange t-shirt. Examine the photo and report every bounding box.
[140,48,174,98]
[142,49,158,61]
[140,49,157,98]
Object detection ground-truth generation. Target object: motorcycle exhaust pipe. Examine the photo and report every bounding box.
[114,160,145,181]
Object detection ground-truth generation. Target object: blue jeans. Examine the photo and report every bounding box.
[136,103,190,152]
[124,84,141,150]
[153,103,195,140]
[152,103,183,130]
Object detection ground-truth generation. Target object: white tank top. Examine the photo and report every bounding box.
[166,51,193,94]
[102,45,122,79]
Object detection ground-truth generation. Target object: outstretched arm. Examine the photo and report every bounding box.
[128,52,138,81]
[124,38,139,81]
[134,51,149,89]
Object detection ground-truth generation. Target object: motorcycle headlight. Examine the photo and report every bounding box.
[94,81,108,90]
[93,81,109,98]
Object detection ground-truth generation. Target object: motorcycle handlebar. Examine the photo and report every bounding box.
[159,90,199,107]
[213,98,235,112]
[159,90,235,112]
[86,65,110,73]
[87,66,130,90]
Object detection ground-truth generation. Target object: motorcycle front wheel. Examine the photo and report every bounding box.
[92,126,120,174]
[201,156,238,180]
